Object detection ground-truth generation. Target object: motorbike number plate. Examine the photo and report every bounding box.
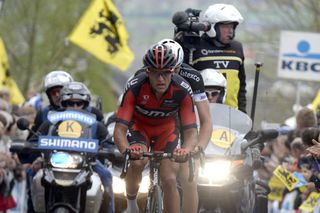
[210,128,235,149]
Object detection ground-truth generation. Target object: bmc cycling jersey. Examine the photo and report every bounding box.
[135,63,207,103]
[182,35,247,113]
[116,73,197,151]
[178,63,207,102]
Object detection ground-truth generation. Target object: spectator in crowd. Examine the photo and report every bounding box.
[295,107,317,136]
[0,153,17,212]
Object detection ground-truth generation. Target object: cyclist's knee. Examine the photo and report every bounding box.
[161,176,177,191]
[130,159,148,172]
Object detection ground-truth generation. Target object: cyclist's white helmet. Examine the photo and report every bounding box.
[202,4,243,38]
[44,71,73,92]
[158,39,184,67]
[201,69,227,103]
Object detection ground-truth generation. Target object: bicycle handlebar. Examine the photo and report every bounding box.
[120,149,200,182]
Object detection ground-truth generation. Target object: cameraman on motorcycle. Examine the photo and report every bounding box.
[175,4,247,113]
[29,81,114,213]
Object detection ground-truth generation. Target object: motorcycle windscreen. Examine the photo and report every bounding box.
[205,103,252,156]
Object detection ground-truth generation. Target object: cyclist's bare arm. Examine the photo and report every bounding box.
[195,100,212,150]
[178,87,198,152]
[114,122,130,154]
[182,127,198,152]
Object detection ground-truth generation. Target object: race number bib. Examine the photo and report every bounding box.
[211,128,235,149]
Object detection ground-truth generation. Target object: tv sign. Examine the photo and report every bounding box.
[278,31,320,82]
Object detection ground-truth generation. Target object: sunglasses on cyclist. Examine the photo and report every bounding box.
[65,101,84,107]
[146,68,174,77]
[205,90,220,98]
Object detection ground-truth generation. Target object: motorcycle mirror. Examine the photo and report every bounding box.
[9,140,35,153]
[17,118,30,130]
[9,140,28,153]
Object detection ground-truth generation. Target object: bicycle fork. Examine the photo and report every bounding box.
[146,158,161,211]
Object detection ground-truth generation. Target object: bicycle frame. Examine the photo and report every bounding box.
[120,148,197,213]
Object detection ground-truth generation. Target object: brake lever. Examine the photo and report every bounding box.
[120,149,130,179]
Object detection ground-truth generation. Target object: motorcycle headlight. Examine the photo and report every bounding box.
[50,152,83,169]
[199,160,231,184]
[113,176,126,194]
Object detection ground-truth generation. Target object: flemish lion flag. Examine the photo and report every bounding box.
[68,0,134,71]
[0,38,25,105]
[311,89,320,111]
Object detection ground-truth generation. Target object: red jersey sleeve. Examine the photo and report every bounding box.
[116,90,136,126]
[179,93,197,130]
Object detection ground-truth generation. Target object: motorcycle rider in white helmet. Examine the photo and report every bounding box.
[176,4,247,113]
[29,71,74,136]
[200,68,227,103]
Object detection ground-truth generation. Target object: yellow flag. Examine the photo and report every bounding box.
[0,38,25,105]
[267,175,285,201]
[0,38,8,84]
[68,0,134,71]
[311,89,320,111]
[273,165,299,191]
[299,192,320,212]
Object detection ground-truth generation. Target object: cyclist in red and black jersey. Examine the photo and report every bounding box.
[114,44,198,213]
[133,39,212,213]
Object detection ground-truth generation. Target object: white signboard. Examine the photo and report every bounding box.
[278,31,320,81]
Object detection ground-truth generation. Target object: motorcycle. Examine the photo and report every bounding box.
[11,113,110,213]
[103,112,149,213]
[197,103,278,213]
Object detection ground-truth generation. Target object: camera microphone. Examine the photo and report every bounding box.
[172,11,211,32]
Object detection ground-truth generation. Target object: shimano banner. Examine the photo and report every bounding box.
[38,136,99,153]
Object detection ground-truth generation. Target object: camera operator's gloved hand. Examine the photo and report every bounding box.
[251,147,262,170]
[129,145,143,160]
[173,148,189,162]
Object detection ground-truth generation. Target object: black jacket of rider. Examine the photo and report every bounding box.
[180,34,247,113]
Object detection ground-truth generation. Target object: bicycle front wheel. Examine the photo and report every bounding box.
[145,185,163,213]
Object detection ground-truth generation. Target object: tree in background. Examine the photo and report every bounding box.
[0,0,119,112]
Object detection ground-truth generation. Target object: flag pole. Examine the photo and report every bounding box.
[250,62,263,129]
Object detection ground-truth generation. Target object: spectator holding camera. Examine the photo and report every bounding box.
[175,4,247,113]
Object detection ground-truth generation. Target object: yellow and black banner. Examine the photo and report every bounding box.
[0,38,25,105]
[68,0,134,71]
[273,165,299,191]
[299,192,320,212]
